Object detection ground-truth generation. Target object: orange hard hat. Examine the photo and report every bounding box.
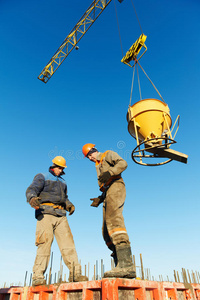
[52,156,67,168]
[82,143,95,157]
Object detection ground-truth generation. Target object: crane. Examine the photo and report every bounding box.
[37,0,188,166]
[38,0,124,83]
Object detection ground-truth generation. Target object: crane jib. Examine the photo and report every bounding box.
[38,0,124,83]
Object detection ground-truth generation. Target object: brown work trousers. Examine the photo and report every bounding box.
[32,214,79,280]
[102,180,130,252]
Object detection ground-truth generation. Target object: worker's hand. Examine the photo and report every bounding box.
[90,198,102,208]
[67,204,75,215]
[98,171,111,183]
[29,197,41,209]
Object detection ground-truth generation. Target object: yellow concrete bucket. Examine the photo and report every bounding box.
[127,98,172,142]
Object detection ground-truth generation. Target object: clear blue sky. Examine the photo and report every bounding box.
[0,0,200,286]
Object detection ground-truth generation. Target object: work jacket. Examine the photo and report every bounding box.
[95,150,127,188]
[26,168,73,218]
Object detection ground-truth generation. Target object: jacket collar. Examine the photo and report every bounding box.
[49,167,65,177]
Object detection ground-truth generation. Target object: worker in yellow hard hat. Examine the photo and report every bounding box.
[82,144,136,279]
[26,156,88,286]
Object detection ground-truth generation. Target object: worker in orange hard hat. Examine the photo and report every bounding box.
[82,143,96,157]
[82,144,136,279]
[26,156,88,286]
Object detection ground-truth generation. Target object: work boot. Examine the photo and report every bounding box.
[104,244,136,279]
[32,278,46,286]
[68,265,88,282]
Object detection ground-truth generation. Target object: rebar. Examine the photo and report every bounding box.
[29,273,32,286]
[187,269,192,283]
[196,271,200,284]
[140,253,144,280]
[24,271,28,287]
[101,259,104,279]
[88,262,90,280]
[174,270,177,282]
[177,271,180,282]
[96,260,98,280]
[48,252,53,285]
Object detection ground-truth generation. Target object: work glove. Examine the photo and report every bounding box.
[66,204,75,215]
[29,197,41,209]
[90,197,103,208]
[98,171,111,183]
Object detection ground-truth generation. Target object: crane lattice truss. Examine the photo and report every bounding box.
[38,0,115,83]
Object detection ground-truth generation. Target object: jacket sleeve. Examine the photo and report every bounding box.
[105,151,128,176]
[65,196,73,208]
[98,191,106,202]
[26,173,45,202]
[63,183,73,208]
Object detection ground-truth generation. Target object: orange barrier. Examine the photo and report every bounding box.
[1,279,200,300]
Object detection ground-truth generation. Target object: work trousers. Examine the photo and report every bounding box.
[32,214,79,280]
[102,181,130,252]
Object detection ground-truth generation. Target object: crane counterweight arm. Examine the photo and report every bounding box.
[38,0,123,83]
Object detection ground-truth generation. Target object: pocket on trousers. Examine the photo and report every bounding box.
[35,230,46,246]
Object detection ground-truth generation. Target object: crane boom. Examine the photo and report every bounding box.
[38,0,123,83]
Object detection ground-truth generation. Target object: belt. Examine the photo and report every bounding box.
[100,175,122,192]
[41,202,65,210]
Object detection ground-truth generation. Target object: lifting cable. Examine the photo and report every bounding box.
[129,64,136,107]
[136,63,142,100]
[114,0,165,105]
[114,0,124,56]
[114,0,144,57]
[129,1,165,105]
[137,60,165,103]
[129,61,165,106]
[114,0,145,106]
[130,0,143,34]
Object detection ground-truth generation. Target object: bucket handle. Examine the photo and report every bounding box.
[171,115,180,140]
[163,113,180,140]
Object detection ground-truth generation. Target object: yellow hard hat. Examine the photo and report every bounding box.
[52,156,67,168]
[82,143,95,157]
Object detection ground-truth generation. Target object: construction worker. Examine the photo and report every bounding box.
[82,143,136,279]
[26,156,88,286]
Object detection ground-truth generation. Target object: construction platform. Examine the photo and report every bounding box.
[1,279,200,300]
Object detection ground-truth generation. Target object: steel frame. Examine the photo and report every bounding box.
[131,137,176,166]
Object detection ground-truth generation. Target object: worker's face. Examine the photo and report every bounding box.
[53,166,64,176]
[87,152,97,163]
